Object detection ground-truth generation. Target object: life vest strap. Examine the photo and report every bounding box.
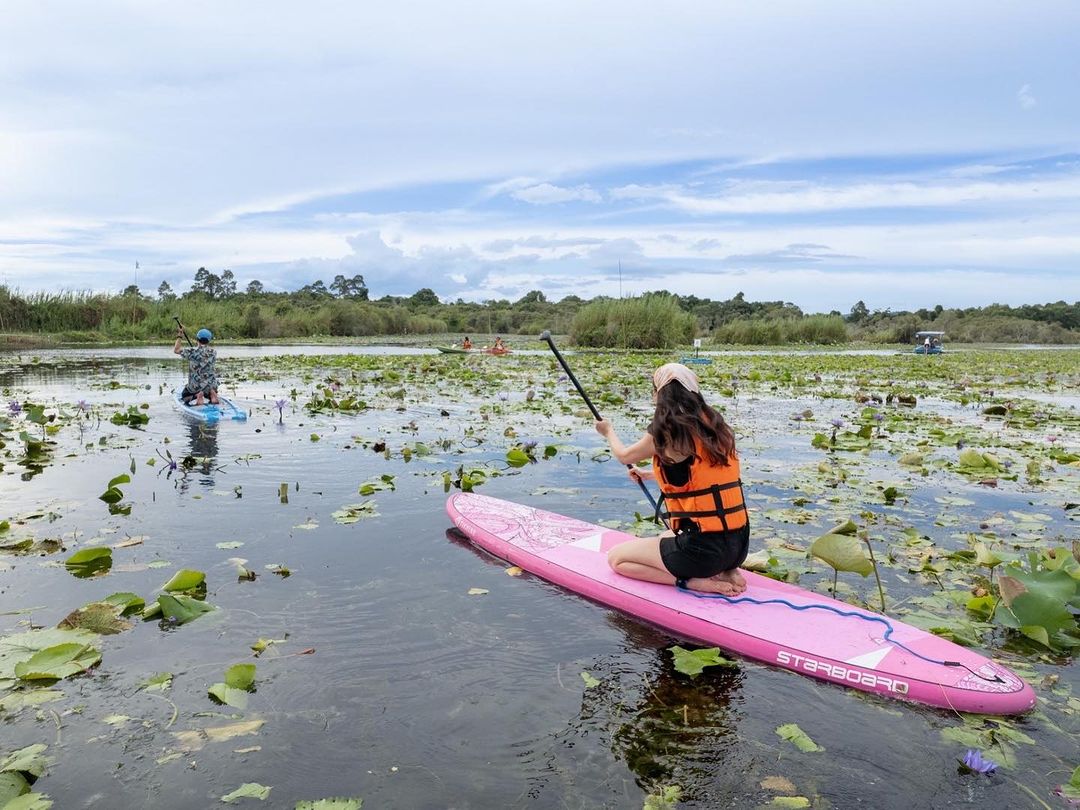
[655,480,749,532]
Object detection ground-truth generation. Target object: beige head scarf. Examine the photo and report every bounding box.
[652,363,701,394]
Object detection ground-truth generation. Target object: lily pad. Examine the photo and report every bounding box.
[155,594,216,625]
[294,800,363,810]
[0,744,51,778]
[669,645,736,678]
[64,547,112,578]
[140,672,173,691]
[775,723,824,753]
[222,783,272,803]
[163,569,206,593]
[14,643,101,681]
[809,533,872,577]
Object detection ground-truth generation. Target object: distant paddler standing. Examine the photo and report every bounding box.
[173,319,221,406]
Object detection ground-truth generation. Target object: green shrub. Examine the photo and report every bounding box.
[571,294,696,349]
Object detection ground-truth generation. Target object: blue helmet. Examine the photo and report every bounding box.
[196,328,213,342]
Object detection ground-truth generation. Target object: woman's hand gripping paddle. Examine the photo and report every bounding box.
[539,330,666,527]
[173,317,194,347]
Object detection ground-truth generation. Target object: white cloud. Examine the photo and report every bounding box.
[1017,83,1037,109]
[610,173,1080,215]
[510,183,603,205]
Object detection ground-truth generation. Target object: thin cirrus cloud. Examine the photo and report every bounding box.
[510,184,603,205]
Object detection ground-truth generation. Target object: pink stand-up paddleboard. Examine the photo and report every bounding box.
[446,493,1035,715]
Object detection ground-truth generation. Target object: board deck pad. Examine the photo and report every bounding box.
[447,493,1035,715]
[173,390,247,422]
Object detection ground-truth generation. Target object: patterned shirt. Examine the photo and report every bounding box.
[180,345,219,392]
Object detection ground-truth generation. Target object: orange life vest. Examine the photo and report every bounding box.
[653,439,748,533]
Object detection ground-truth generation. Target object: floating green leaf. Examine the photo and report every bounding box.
[775,723,824,753]
[140,672,173,691]
[1058,765,1080,800]
[208,683,249,710]
[2,791,54,809]
[810,533,872,577]
[331,502,378,524]
[103,592,146,616]
[98,473,130,504]
[14,642,101,681]
[0,772,29,805]
[163,569,206,593]
[156,594,216,625]
[669,645,736,678]
[580,671,600,689]
[222,783,272,803]
[0,744,51,778]
[64,547,112,577]
[357,475,395,496]
[0,691,64,714]
[505,448,531,467]
[643,785,682,809]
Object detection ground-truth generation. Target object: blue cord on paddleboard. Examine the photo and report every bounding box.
[674,583,1004,683]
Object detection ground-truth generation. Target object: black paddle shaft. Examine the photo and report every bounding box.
[539,331,665,524]
[173,316,194,347]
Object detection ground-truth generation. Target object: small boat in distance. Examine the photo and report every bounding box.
[913,331,945,355]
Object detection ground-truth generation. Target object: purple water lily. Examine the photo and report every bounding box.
[830,418,844,428]
[872,412,884,423]
[7,400,22,415]
[522,440,538,452]
[76,399,90,412]
[274,398,287,423]
[960,749,997,775]
[498,391,509,402]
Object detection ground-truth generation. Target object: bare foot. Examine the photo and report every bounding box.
[194,393,205,406]
[711,569,747,595]
[685,576,739,596]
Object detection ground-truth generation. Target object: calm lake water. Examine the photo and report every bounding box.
[0,345,1076,809]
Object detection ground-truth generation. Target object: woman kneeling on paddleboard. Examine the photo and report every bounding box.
[595,362,750,595]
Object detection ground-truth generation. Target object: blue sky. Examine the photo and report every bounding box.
[1,1,1078,313]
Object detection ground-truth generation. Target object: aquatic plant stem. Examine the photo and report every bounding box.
[864,536,887,613]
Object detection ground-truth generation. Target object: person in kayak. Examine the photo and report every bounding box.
[493,336,506,351]
[174,325,221,406]
[595,362,750,595]
[462,336,473,350]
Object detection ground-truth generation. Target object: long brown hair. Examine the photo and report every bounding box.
[648,381,735,465]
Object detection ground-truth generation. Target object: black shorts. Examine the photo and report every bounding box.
[659,523,751,579]
[181,386,214,403]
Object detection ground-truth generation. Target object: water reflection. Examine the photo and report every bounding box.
[177,418,220,492]
[598,615,744,800]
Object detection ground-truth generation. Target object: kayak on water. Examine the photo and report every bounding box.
[436,346,470,354]
[446,492,1035,715]
[173,389,247,422]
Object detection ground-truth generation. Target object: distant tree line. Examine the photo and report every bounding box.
[1,267,1078,347]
